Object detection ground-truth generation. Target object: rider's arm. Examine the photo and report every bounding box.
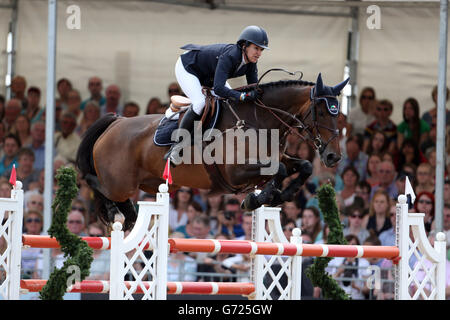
[213,54,244,102]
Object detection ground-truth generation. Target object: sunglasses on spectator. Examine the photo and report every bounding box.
[361,95,374,100]
[350,214,362,219]
[418,199,432,205]
[68,220,83,224]
[89,233,103,237]
[26,218,42,223]
[377,107,390,112]
[72,206,86,212]
[168,89,180,94]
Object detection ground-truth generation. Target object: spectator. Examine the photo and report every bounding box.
[10,75,27,110]
[167,232,197,281]
[221,251,251,283]
[205,194,224,234]
[414,191,434,234]
[365,153,381,187]
[370,160,398,201]
[355,180,371,213]
[339,165,360,208]
[199,233,233,282]
[0,122,5,159]
[146,97,165,114]
[337,135,368,181]
[0,94,4,122]
[71,199,90,227]
[11,114,32,147]
[397,97,430,149]
[365,130,389,156]
[85,222,110,281]
[24,86,44,124]
[301,207,323,244]
[54,111,81,164]
[168,187,193,232]
[327,234,371,300]
[348,87,376,135]
[281,201,302,228]
[175,201,203,238]
[224,198,243,224]
[379,204,397,246]
[80,76,106,111]
[3,148,40,191]
[101,84,122,116]
[337,112,351,155]
[163,82,183,108]
[25,121,47,171]
[0,179,11,198]
[415,163,435,194]
[364,99,397,153]
[421,85,450,128]
[191,215,212,239]
[218,208,244,239]
[343,204,370,244]
[122,101,140,118]
[21,210,44,279]
[238,212,253,241]
[282,219,296,240]
[363,189,392,237]
[25,192,44,213]
[444,179,450,207]
[0,133,20,176]
[56,78,73,109]
[425,147,436,173]
[443,204,450,258]
[3,98,22,132]
[66,89,83,123]
[67,209,87,236]
[396,138,425,171]
[76,100,100,137]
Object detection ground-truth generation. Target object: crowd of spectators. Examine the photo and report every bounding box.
[1,75,449,300]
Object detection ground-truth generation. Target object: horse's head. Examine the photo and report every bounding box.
[300,73,349,167]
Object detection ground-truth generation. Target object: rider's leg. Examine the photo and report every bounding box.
[164,57,205,166]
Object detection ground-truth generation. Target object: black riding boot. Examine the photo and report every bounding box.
[163,107,201,167]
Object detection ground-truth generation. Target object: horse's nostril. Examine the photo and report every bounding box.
[326,153,340,165]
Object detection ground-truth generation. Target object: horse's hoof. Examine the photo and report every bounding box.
[242,193,260,211]
[114,213,125,225]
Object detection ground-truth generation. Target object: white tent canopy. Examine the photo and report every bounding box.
[0,0,448,122]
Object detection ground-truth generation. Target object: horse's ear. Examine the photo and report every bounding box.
[315,73,324,94]
[332,77,350,95]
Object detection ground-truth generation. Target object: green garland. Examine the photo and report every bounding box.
[305,183,350,300]
[39,167,93,300]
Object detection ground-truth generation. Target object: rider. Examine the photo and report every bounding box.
[164,25,269,167]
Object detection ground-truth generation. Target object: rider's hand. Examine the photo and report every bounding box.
[240,90,258,102]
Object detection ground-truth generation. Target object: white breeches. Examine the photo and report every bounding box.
[165,56,231,119]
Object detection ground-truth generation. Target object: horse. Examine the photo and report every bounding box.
[76,73,348,230]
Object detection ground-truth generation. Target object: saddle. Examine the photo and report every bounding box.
[170,88,217,126]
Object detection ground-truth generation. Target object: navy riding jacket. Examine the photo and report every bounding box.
[180,43,258,101]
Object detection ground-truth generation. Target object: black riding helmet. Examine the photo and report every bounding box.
[237,25,269,50]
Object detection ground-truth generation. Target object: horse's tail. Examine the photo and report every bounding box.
[76,113,119,179]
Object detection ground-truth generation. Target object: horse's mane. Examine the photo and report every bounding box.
[236,79,315,92]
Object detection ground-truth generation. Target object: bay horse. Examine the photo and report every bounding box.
[76,73,348,230]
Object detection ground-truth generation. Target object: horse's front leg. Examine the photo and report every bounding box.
[240,162,288,211]
[279,155,313,203]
